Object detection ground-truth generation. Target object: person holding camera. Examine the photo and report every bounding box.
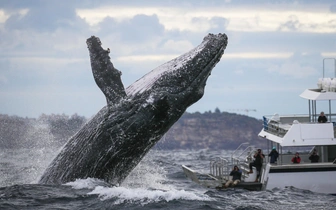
[291,152,301,163]
[318,111,327,123]
[224,165,242,188]
[309,149,320,163]
[247,149,265,182]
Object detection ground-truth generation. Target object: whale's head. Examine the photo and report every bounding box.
[126,33,227,109]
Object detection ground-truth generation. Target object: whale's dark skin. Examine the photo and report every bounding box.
[38,33,228,185]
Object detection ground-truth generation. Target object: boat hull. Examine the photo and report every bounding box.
[263,163,336,194]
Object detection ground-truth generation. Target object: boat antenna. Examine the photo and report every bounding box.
[322,58,336,78]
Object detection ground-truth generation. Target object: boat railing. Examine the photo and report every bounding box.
[278,153,313,164]
[231,144,257,178]
[231,146,256,165]
[262,114,311,137]
[231,142,249,160]
[210,157,230,178]
[209,142,256,179]
[263,115,286,137]
[311,113,336,124]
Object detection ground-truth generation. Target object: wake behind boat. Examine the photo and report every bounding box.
[182,58,336,194]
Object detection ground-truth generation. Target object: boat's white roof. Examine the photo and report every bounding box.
[300,89,336,100]
[259,122,336,146]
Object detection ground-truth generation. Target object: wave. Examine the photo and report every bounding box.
[88,186,212,204]
[64,176,212,206]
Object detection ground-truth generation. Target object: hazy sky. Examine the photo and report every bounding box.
[1,0,336,119]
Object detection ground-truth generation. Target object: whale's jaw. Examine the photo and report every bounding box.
[38,33,228,185]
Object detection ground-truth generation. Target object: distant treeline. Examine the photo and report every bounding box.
[157,108,264,150]
[0,109,263,150]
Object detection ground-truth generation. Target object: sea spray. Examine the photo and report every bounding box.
[64,150,212,206]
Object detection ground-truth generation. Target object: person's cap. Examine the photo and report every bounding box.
[272,146,276,149]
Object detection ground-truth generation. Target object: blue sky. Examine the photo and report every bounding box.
[1,0,336,119]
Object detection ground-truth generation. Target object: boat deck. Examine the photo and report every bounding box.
[216,181,263,191]
[269,162,336,173]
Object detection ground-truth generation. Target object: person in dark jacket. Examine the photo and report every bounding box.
[318,111,327,123]
[268,146,279,163]
[247,149,265,182]
[309,150,320,163]
[224,165,242,188]
[291,152,301,163]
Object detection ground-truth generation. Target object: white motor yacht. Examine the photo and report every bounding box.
[182,59,336,194]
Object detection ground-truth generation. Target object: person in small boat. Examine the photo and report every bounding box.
[268,146,279,164]
[318,111,327,123]
[291,152,301,163]
[247,149,265,182]
[309,150,320,163]
[224,165,242,188]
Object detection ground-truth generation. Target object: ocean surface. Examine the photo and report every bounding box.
[0,148,335,210]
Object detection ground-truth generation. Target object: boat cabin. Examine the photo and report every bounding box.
[260,58,336,164]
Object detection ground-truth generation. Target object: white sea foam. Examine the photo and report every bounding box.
[64,151,212,205]
[64,178,107,190]
[64,176,212,206]
[88,186,212,205]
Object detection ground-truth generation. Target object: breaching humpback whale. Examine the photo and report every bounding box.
[39,33,228,185]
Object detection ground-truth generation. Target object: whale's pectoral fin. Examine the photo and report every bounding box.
[86,36,127,105]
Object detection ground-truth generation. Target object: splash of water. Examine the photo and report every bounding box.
[64,150,212,206]
[88,186,212,205]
